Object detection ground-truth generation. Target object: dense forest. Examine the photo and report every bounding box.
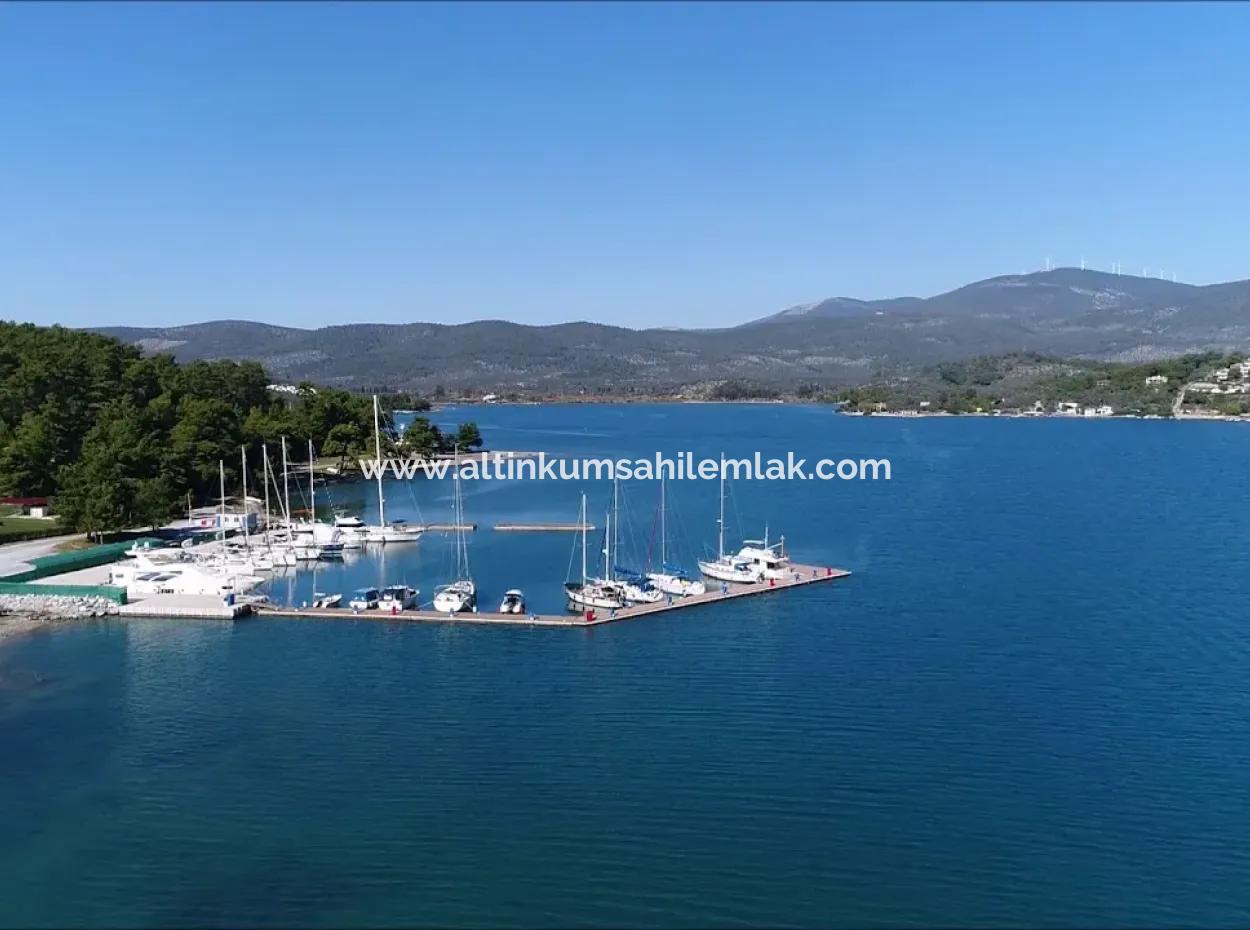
[0,323,482,535]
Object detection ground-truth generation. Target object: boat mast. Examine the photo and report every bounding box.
[580,493,588,586]
[612,477,619,582]
[308,439,315,524]
[660,475,667,568]
[373,394,385,527]
[218,459,226,546]
[281,436,292,542]
[261,444,271,534]
[717,453,725,560]
[241,446,250,550]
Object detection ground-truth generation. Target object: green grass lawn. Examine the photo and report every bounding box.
[0,514,64,541]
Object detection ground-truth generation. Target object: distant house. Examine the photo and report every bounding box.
[1189,382,1219,393]
[1216,368,1231,382]
[268,383,302,395]
[1145,374,1168,385]
[0,496,52,517]
[918,400,931,408]
[1056,401,1081,415]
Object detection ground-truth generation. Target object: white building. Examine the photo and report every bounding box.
[1189,382,1219,393]
[1145,375,1168,385]
[1056,401,1081,415]
[1216,368,1231,382]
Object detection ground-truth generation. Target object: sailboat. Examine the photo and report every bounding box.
[698,457,763,584]
[432,446,476,613]
[646,475,707,597]
[564,493,627,611]
[364,394,423,544]
[260,445,297,566]
[603,478,662,604]
[305,440,346,558]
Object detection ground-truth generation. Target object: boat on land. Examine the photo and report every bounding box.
[433,447,476,613]
[646,475,707,597]
[698,459,765,584]
[499,589,526,614]
[564,493,628,611]
[364,394,423,544]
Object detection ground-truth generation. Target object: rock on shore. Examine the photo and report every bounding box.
[0,593,121,642]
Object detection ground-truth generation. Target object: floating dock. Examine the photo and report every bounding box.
[118,593,252,619]
[493,522,597,533]
[254,563,850,627]
[418,522,477,532]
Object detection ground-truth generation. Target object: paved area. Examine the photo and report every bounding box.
[0,534,86,578]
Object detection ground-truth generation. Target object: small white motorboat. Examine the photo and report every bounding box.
[379,584,419,611]
[499,589,525,614]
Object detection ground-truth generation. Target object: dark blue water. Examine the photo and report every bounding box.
[4,404,1250,927]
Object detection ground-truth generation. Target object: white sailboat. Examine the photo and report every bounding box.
[698,457,762,584]
[364,394,423,544]
[305,440,346,558]
[564,493,627,611]
[432,446,476,613]
[261,444,297,566]
[647,475,707,597]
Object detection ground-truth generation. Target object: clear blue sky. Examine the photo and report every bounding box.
[2,2,1247,330]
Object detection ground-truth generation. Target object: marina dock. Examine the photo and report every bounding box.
[253,563,850,627]
[493,522,597,532]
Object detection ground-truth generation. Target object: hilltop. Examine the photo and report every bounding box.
[91,269,1250,394]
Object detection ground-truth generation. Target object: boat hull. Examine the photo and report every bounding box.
[698,559,759,584]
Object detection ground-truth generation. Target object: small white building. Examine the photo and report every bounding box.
[1216,368,1231,382]
[1188,382,1219,393]
[1145,374,1168,385]
[1056,401,1081,415]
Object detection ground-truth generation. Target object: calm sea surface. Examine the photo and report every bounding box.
[3,404,1250,927]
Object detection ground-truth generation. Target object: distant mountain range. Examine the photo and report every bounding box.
[91,269,1250,393]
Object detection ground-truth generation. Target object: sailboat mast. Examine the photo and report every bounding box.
[241,447,250,549]
[262,444,271,534]
[612,478,619,582]
[717,453,725,560]
[218,459,226,545]
[580,493,588,585]
[660,475,667,567]
[308,439,315,523]
[373,394,385,527]
[281,437,292,540]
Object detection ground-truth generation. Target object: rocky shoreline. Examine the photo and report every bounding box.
[0,594,120,643]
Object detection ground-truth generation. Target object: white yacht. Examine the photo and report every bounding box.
[698,462,764,584]
[499,589,525,614]
[732,533,791,580]
[312,591,342,609]
[109,555,263,598]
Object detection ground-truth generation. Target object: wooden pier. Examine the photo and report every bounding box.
[253,563,850,628]
[493,522,597,533]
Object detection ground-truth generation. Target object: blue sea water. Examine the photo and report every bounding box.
[4,403,1250,928]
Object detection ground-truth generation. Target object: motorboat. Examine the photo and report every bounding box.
[312,591,342,609]
[348,587,380,610]
[499,589,525,614]
[379,584,419,611]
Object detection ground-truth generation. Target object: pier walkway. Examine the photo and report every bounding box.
[253,563,850,628]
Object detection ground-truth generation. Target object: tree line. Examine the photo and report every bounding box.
[0,323,482,535]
